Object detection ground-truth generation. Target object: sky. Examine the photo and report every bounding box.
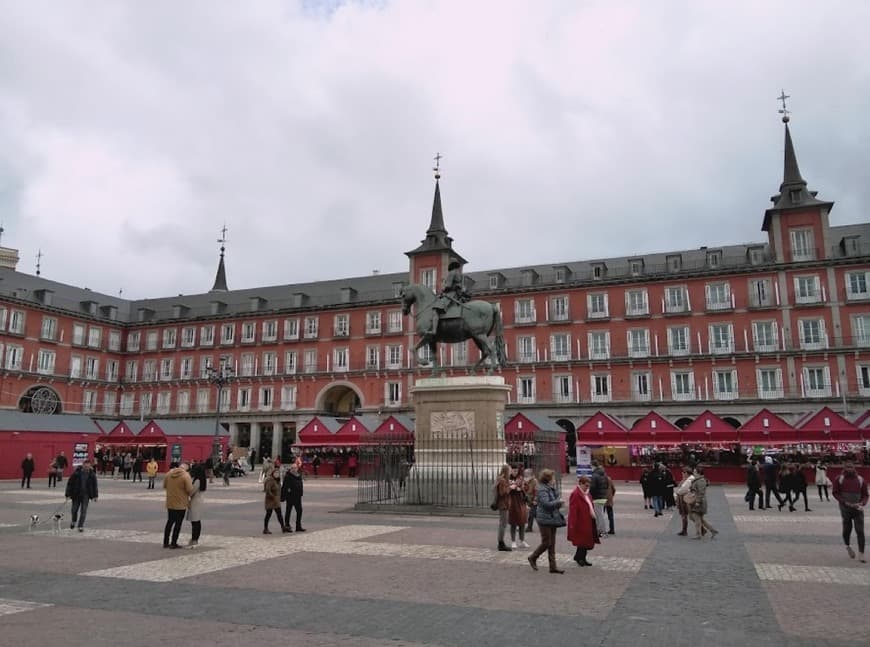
[1,1,869,299]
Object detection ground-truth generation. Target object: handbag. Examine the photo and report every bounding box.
[683,491,697,505]
[490,484,499,511]
[553,511,567,527]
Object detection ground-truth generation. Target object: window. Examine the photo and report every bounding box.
[5,344,23,370]
[521,270,536,287]
[588,331,610,360]
[550,334,570,361]
[143,359,156,381]
[72,323,86,346]
[304,317,319,339]
[418,345,432,365]
[83,391,97,414]
[627,329,650,358]
[668,326,690,356]
[752,321,778,352]
[281,385,297,410]
[489,275,499,289]
[125,360,138,381]
[196,389,210,413]
[790,228,815,261]
[366,345,380,370]
[591,374,610,403]
[177,391,190,414]
[393,282,405,298]
[126,331,140,351]
[854,314,870,347]
[85,357,99,380]
[592,264,606,280]
[0,307,6,331]
[587,293,608,319]
[515,299,536,324]
[240,353,254,377]
[386,382,402,406]
[160,358,173,380]
[554,375,573,403]
[748,247,766,265]
[709,323,733,354]
[283,318,300,340]
[664,286,689,314]
[858,365,870,396]
[420,268,436,291]
[259,387,273,410]
[198,356,212,378]
[803,366,831,397]
[221,323,235,344]
[757,368,784,399]
[713,370,738,400]
[37,350,55,375]
[795,275,821,304]
[671,371,695,401]
[241,322,256,343]
[550,296,569,321]
[120,393,135,415]
[517,336,536,363]
[180,327,196,347]
[667,254,682,272]
[387,311,403,333]
[69,355,82,378]
[200,325,215,346]
[386,345,403,369]
[625,289,648,316]
[140,393,152,416]
[237,387,251,411]
[162,328,177,348]
[846,271,870,300]
[106,360,119,382]
[303,349,318,373]
[108,330,121,351]
[749,278,773,308]
[284,351,297,374]
[88,327,102,348]
[554,268,567,284]
[180,357,193,379]
[103,392,117,415]
[9,310,25,334]
[452,342,467,366]
[706,250,722,268]
[262,352,276,376]
[262,320,278,341]
[705,282,731,310]
[632,372,651,401]
[366,311,382,334]
[146,331,158,351]
[798,319,826,350]
[518,377,536,404]
[334,314,349,337]
[630,259,644,276]
[157,392,171,414]
[333,348,349,372]
[40,317,57,341]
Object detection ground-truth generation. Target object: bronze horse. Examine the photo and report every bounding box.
[401,283,507,373]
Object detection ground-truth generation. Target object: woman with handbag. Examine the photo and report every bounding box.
[494,464,512,551]
[674,466,696,536]
[688,467,718,540]
[814,463,830,502]
[567,475,599,566]
[527,469,565,574]
[507,466,529,549]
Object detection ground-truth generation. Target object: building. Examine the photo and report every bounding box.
[1,115,869,461]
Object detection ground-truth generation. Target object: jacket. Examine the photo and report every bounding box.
[507,477,528,526]
[163,467,194,510]
[605,476,616,507]
[746,466,762,489]
[832,472,869,511]
[589,467,608,500]
[146,460,159,478]
[281,471,304,500]
[567,486,600,549]
[65,467,98,500]
[535,482,564,527]
[21,458,35,475]
[495,475,511,511]
[814,465,828,486]
[689,475,708,515]
[188,482,204,522]
[264,475,281,510]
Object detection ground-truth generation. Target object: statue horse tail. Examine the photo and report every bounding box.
[490,305,507,367]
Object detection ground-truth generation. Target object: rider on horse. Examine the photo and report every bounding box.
[429,260,469,336]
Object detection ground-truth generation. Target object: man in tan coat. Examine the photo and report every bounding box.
[163,461,193,549]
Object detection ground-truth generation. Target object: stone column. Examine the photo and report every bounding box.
[228,422,239,449]
[270,422,282,461]
[250,422,261,465]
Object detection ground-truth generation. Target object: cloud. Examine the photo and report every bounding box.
[1,0,869,298]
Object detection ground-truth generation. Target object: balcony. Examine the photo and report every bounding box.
[552,391,573,404]
[515,314,537,326]
[586,310,609,321]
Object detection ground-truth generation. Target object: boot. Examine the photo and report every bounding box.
[677,516,688,536]
[263,528,272,535]
[497,542,512,552]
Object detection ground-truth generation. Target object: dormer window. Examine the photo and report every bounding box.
[172,305,189,319]
[210,301,227,315]
[100,305,118,320]
[249,297,267,312]
[790,189,802,204]
[291,293,307,308]
[340,287,356,303]
[706,250,722,269]
[629,259,644,276]
[666,255,682,272]
[81,300,98,316]
[137,308,155,322]
[841,236,861,257]
[392,282,404,298]
[747,246,766,265]
[521,269,538,287]
[592,263,606,280]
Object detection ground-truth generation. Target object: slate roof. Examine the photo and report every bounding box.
[0,411,101,434]
[145,418,228,437]
[511,411,563,433]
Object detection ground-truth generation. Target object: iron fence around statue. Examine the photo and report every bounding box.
[355,430,564,512]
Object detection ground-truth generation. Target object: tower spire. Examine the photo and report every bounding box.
[211,225,228,292]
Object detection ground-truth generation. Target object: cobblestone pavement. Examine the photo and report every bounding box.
[0,475,866,646]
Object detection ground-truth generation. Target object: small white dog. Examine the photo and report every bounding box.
[50,512,64,534]
[28,514,40,532]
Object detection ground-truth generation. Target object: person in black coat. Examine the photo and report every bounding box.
[662,466,676,509]
[21,453,35,489]
[762,457,785,509]
[65,461,98,531]
[648,465,667,516]
[789,463,811,512]
[746,460,764,510]
[778,465,796,512]
[281,462,306,532]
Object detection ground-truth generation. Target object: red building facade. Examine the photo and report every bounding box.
[1,117,869,461]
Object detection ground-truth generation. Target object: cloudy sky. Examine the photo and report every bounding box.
[1,1,869,299]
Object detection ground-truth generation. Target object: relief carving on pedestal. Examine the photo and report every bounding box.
[430,411,476,440]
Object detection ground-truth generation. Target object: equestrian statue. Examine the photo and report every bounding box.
[401,261,507,374]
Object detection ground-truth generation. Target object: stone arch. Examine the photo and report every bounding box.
[674,417,693,430]
[722,416,742,429]
[314,381,364,416]
[19,385,63,415]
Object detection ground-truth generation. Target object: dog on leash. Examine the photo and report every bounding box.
[28,514,40,532]
[50,512,64,534]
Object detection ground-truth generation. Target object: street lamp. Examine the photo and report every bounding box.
[206,359,234,465]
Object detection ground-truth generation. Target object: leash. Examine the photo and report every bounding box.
[29,500,69,528]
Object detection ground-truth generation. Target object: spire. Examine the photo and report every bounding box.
[427,174,446,236]
[406,154,465,263]
[211,225,228,292]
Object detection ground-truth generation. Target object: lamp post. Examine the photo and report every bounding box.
[206,359,234,465]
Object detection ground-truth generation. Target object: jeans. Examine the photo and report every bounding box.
[841,506,865,553]
[690,512,716,537]
[48,472,57,488]
[529,526,558,570]
[817,485,829,501]
[652,496,663,514]
[764,485,784,508]
[21,474,32,488]
[70,498,90,528]
[747,487,764,509]
[593,500,607,532]
[284,498,303,529]
[605,504,614,533]
[147,477,156,489]
[191,520,202,542]
[509,524,525,542]
[497,508,509,546]
[526,505,537,532]
[164,509,185,546]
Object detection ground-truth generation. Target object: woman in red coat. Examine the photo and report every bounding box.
[568,475,600,566]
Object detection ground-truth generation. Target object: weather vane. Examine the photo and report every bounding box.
[218,224,228,254]
[433,152,443,179]
[777,89,791,123]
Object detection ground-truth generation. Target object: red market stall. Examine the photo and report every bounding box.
[370,414,415,445]
[505,412,568,473]
[738,409,796,446]
[794,407,863,443]
[134,419,228,468]
[293,416,363,477]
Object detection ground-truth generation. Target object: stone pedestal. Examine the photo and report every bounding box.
[405,376,511,509]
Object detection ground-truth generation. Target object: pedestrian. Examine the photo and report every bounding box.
[605,473,616,535]
[332,454,342,479]
[20,452,35,489]
[675,466,696,536]
[222,452,232,487]
[524,468,538,533]
[746,459,764,510]
[112,454,122,480]
[312,454,321,478]
[48,458,59,488]
[640,468,652,509]
[688,467,718,540]
[527,469,565,573]
[567,475,599,566]
[648,464,666,517]
[54,451,68,483]
[763,456,785,509]
[589,461,609,534]
[831,461,867,562]
[778,464,797,512]
[187,463,207,547]
[163,461,193,549]
[347,453,358,478]
[281,461,306,532]
[263,466,285,534]
[65,460,98,532]
[123,453,133,480]
[662,465,676,509]
[146,457,159,489]
[791,463,812,512]
[494,464,512,551]
[248,448,256,472]
[132,455,143,483]
[508,466,529,549]
[815,463,831,502]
